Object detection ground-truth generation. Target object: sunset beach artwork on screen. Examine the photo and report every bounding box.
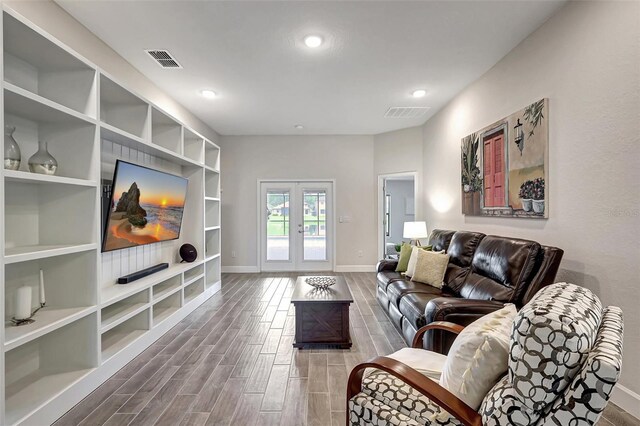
[102,160,188,252]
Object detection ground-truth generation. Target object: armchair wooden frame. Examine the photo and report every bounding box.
[346,322,482,426]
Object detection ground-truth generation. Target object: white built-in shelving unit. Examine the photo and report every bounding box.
[0,8,221,425]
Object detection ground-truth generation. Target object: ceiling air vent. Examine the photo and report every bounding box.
[384,107,430,118]
[145,49,182,69]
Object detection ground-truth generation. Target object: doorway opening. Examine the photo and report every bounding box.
[378,173,417,260]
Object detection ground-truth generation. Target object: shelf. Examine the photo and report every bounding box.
[184,264,204,283]
[151,107,182,154]
[205,170,220,198]
[206,256,221,289]
[204,226,221,231]
[101,328,147,362]
[204,165,220,173]
[4,243,98,264]
[4,82,96,125]
[184,272,205,287]
[4,85,99,181]
[4,170,98,188]
[101,309,149,362]
[204,142,220,170]
[100,123,203,169]
[5,313,97,425]
[101,261,203,306]
[184,129,204,164]
[184,277,205,304]
[205,197,220,202]
[205,253,221,262]
[205,227,220,260]
[4,306,96,352]
[100,74,149,139]
[100,290,149,332]
[152,306,179,325]
[152,275,182,302]
[152,291,181,326]
[3,12,97,118]
[6,368,95,425]
[205,197,220,229]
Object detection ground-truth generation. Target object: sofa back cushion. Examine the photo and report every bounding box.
[446,231,485,267]
[460,236,540,303]
[428,229,455,253]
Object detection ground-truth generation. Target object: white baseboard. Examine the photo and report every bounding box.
[334,265,376,272]
[222,266,260,273]
[612,384,640,419]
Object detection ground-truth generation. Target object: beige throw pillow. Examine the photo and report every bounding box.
[439,304,516,410]
[406,247,443,277]
[411,250,450,289]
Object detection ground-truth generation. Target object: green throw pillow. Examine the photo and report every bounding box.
[395,243,413,272]
[395,244,433,273]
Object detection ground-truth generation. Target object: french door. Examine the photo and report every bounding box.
[260,181,333,271]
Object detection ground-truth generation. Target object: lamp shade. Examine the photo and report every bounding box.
[403,221,429,239]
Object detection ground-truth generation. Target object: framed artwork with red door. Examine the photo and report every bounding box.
[461,98,549,218]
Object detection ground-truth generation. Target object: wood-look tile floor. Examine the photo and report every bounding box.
[55,272,638,426]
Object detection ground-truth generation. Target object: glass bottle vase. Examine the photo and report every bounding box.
[4,125,21,171]
[28,141,58,175]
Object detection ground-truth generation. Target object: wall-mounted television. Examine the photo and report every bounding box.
[102,160,188,252]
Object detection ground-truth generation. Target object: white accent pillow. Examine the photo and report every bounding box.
[439,304,516,410]
[411,250,450,289]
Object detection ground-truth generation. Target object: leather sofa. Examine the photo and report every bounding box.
[376,229,563,353]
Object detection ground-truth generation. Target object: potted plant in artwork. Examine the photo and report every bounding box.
[519,180,534,212]
[531,177,545,214]
[462,133,482,214]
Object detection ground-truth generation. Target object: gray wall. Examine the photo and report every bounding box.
[420,1,640,409]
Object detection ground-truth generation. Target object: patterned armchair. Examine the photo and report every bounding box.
[347,283,624,426]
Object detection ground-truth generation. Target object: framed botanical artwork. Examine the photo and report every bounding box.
[461,98,549,218]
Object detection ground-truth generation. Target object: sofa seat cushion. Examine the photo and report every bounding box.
[387,280,443,308]
[399,292,443,330]
[377,271,404,292]
[359,369,462,426]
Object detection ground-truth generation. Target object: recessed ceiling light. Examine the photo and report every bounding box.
[304,35,323,48]
[294,124,304,129]
[412,89,427,98]
[201,90,217,98]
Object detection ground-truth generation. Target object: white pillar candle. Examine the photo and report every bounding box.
[15,286,32,320]
[39,269,46,305]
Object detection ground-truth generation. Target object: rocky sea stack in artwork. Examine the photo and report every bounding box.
[115,182,148,227]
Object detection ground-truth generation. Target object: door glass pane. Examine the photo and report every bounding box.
[303,190,326,261]
[266,191,290,261]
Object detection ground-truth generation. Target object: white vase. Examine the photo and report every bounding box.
[532,199,545,214]
[521,198,533,212]
[28,140,58,175]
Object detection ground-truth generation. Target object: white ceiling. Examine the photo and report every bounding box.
[57,1,564,136]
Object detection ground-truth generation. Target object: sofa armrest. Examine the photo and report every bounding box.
[376,259,398,272]
[347,356,481,426]
[420,297,506,353]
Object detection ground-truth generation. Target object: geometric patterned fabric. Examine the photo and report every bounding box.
[349,282,624,426]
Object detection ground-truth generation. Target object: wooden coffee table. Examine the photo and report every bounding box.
[291,276,354,349]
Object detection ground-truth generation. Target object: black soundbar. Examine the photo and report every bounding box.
[117,263,169,284]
